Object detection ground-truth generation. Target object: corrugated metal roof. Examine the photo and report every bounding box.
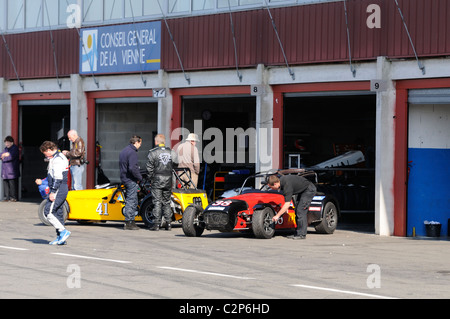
[161,1,347,70]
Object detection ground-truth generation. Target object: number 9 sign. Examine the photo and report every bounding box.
[370,79,387,92]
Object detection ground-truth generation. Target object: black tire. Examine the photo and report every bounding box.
[314,201,338,234]
[140,199,154,228]
[182,205,205,237]
[252,207,275,239]
[38,199,68,226]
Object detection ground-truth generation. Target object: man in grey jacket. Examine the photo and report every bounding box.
[119,135,143,230]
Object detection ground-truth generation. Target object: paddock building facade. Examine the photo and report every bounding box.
[1,0,449,236]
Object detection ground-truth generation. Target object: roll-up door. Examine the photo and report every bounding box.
[407,89,450,236]
[96,97,158,183]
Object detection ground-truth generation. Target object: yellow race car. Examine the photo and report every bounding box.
[38,169,209,228]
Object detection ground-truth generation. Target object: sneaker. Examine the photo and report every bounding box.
[49,236,60,245]
[287,234,306,240]
[57,229,71,245]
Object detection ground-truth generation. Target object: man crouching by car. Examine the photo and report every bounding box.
[268,174,316,240]
[119,135,143,230]
[146,134,177,231]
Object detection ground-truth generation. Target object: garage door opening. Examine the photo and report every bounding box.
[407,89,450,237]
[182,96,256,197]
[96,99,158,184]
[19,102,70,200]
[283,93,376,229]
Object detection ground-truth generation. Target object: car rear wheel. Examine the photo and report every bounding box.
[38,199,68,226]
[182,205,205,237]
[252,207,275,239]
[314,201,338,234]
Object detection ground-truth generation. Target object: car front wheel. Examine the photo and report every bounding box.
[38,199,68,226]
[182,205,205,237]
[252,207,275,239]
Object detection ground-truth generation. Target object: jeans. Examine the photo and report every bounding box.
[70,165,84,190]
[124,181,139,222]
[295,183,317,237]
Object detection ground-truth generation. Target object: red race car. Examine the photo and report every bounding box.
[182,169,339,239]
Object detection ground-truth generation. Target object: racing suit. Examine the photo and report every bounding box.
[146,144,176,228]
[44,151,69,235]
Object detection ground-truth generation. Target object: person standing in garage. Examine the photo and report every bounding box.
[268,174,316,239]
[119,135,143,230]
[1,136,20,202]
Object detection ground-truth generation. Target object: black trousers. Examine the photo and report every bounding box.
[151,187,172,224]
[294,183,317,236]
[3,179,18,200]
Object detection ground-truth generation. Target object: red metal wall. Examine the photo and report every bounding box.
[162,0,450,71]
[1,0,449,79]
[0,28,79,80]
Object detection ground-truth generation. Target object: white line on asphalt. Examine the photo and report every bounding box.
[291,284,398,299]
[52,253,132,264]
[158,266,255,280]
[0,245,29,251]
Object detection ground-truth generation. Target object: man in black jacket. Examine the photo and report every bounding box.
[146,134,176,230]
[268,174,316,239]
[119,135,143,230]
